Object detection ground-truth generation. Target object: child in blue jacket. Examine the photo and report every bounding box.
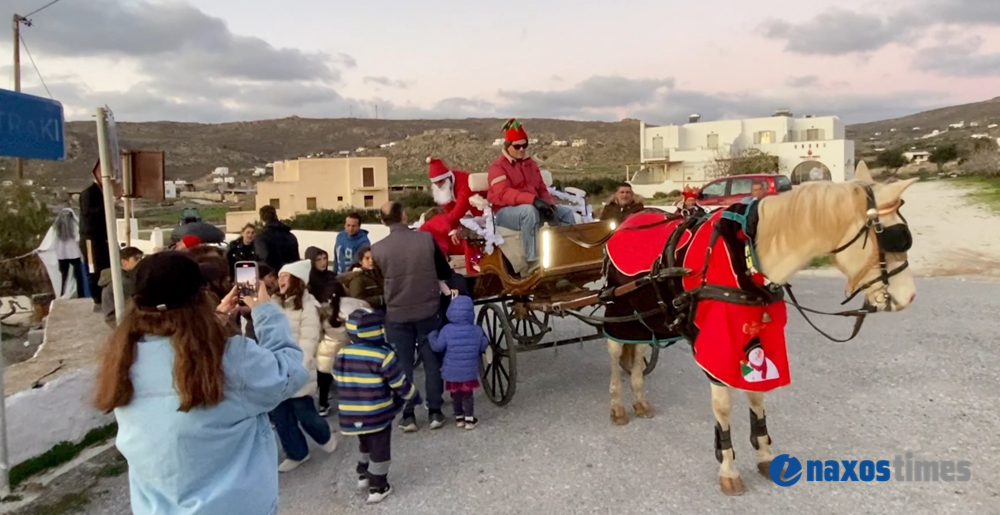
[334,308,419,504]
[428,295,489,429]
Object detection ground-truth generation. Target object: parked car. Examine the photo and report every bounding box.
[697,174,792,209]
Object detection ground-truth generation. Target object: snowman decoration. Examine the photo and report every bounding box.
[741,339,779,382]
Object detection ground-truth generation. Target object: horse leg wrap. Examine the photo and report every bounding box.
[749,409,771,450]
[714,422,733,464]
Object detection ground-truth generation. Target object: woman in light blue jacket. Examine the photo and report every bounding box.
[95,251,308,515]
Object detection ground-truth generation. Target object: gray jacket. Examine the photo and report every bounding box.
[372,223,452,323]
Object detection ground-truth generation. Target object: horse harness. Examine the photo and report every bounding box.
[557,183,912,344]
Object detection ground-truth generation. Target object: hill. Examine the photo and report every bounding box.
[847,96,1000,158]
[0,117,640,191]
[3,96,1000,191]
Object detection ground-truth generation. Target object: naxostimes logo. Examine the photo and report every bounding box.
[769,453,971,486]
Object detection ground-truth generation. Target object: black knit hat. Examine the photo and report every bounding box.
[133,251,206,311]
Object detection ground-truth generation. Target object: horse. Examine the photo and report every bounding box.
[601,167,918,496]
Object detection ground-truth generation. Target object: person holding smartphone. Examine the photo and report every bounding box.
[94,251,308,515]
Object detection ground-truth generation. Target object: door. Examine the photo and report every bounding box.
[698,179,728,206]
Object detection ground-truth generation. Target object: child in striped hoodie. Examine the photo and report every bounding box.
[334,308,419,504]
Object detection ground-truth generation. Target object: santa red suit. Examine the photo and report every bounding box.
[420,157,485,269]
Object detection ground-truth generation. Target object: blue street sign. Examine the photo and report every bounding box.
[0,89,66,161]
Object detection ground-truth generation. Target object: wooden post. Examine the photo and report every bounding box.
[12,14,24,181]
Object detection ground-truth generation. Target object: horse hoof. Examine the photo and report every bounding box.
[758,461,772,479]
[633,401,655,419]
[611,406,629,426]
[719,476,745,496]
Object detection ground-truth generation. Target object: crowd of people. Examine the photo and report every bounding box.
[89,118,722,513]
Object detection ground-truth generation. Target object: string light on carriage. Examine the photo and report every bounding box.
[609,220,616,231]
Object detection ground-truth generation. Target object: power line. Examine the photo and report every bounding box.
[24,0,65,18]
[18,33,53,99]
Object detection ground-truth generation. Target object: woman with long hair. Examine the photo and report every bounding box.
[348,247,385,311]
[38,208,85,298]
[95,251,308,515]
[271,259,337,471]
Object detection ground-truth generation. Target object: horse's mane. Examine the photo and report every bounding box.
[755,181,866,284]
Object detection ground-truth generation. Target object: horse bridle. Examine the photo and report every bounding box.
[830,183,912,311]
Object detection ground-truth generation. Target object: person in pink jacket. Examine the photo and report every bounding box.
[486,118,576,270]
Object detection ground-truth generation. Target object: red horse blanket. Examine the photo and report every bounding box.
[605,208,790,392]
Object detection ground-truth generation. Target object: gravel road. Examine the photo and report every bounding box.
[82,275,1000,515]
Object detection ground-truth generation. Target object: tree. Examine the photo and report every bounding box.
[705,148,782,179]
[929,144,960,172]
[875,148,908,175]
[0,184,52,259]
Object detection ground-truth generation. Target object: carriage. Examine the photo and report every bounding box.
[454,171,661,406]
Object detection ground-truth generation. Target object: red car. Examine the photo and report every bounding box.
[696,174,792,208]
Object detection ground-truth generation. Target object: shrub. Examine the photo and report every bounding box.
[0,184,52,259]
[959,149,1000,178]
[552,177,621,198]
[288,209,381,231]
[398,192,436,209]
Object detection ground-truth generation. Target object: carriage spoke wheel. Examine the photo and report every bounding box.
[506,302,550,346]
[621,345,660,377]
[478,303,518,406]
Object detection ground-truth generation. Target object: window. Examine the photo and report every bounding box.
[806,128,821,141]
[269,199,280,209]
[730,178,753,196]
[306,197,317,210]
[754,131,774,144]
[701,181,726,198]
[337,196,344,202]
[364,195,374,207]
[362,167,375,188]
[775,175,792,192]
[707,134,719,149]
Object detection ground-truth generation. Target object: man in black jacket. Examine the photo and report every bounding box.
[79,180,109,307]
[372,201,453,433]
[254,205,299,271]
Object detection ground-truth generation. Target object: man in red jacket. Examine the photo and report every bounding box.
[487,119,576,270]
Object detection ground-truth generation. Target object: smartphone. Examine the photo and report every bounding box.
[234,261,259,301]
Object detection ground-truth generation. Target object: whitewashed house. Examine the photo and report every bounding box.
[903,151,930,164]
[949,121,965,129]
[212,167,230,176]
[571,139,588,147]
[164,181,177,199]
[492,138,505,146]
[630,111,856,196]
[551,140,569,147]
[971,133,991,139]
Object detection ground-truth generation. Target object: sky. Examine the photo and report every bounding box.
[2,0,998,125]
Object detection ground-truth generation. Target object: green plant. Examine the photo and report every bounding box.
[808,255,834,268]
[288,208,382,231]
[929,144,960,172]
[875,148,908,175]
[705,148,782,178]
[0,184,53,259]
[551,177,621,198]
[397,192,436,210]
[9,424,118,488]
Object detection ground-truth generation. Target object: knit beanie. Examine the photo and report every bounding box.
[279,259,312,283]
[133,251,206,311]
[345,308,386,346]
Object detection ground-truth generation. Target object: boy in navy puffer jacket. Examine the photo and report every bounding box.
[429,295,489,429]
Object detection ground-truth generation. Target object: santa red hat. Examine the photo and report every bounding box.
[682,185,699,199]
[502,118,528,143]
[426,157,453,182]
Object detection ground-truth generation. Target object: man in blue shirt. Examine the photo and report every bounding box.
[332,213,371,274]
[741,180,768,205]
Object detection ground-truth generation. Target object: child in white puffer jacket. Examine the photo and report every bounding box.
[317,296,372,416]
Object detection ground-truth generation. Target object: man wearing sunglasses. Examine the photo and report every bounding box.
[487,118,577,273]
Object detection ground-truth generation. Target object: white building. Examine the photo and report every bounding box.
[630,112,856,196]
[252,167,267,177]
[212,167,230,176]
[551,140,569,147]
[949,121,965,129]
[492,138,505,146]
[571,139,588,147]
[164,181,177,199]
[903,151,930,164]
[971,133,991,139]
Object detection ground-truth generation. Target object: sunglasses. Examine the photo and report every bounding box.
[511,143,529,150]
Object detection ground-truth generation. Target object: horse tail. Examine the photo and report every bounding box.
[619,343,635,372]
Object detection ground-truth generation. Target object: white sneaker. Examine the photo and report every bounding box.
[366,485,392,504]
[278,455,310,472]
[322,436,338,453]
[357,475,370,490]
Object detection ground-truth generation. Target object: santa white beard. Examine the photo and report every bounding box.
[432,178,455,206]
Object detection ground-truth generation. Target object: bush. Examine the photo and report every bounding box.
[398,192,436,210]
[288,208,381,231]
[552,177,621,198]
[0,184,52,259]
[959,149,1000,177]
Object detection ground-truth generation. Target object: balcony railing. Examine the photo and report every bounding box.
[643,149,668,160]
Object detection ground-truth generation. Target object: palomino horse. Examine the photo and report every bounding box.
[602,168,917,495]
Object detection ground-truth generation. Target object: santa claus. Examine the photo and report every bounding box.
[420,157,484,258]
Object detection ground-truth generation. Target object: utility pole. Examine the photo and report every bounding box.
[12,14,24,181]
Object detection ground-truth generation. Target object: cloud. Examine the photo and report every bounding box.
[912,36,1000,76]
[786,75,820,88]
[758,0,1000,56]
[497,76,675,119]
[363,76,412,89]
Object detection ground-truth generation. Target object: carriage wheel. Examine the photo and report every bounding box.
[478,303,518,406]
[621,345,660,377]
[506,302,550,346]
